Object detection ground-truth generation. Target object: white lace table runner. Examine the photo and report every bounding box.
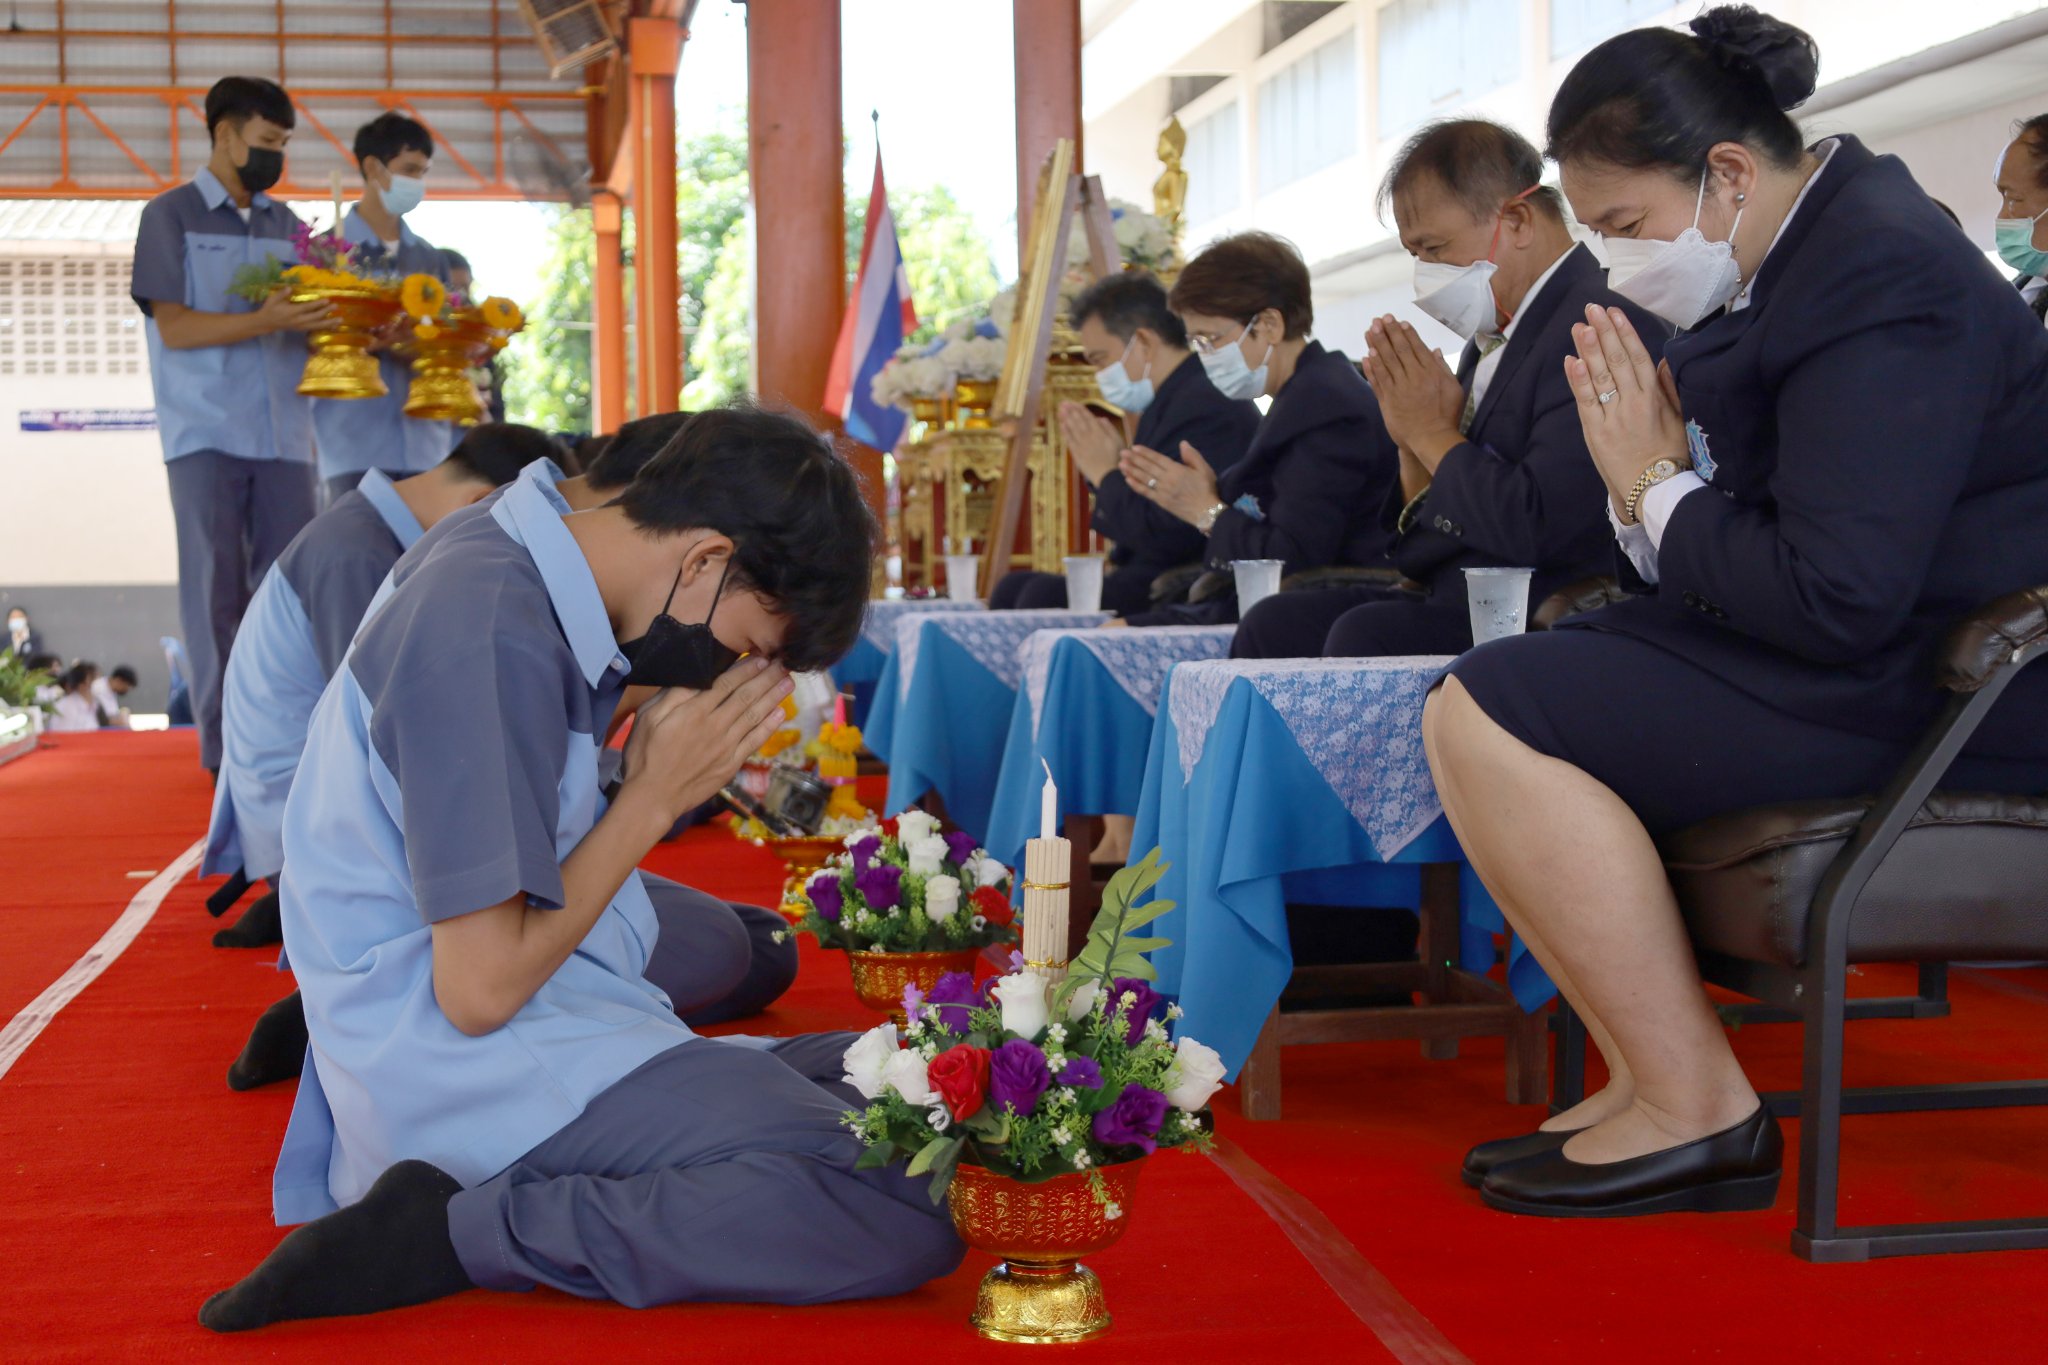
[899,609,1111,697]
[858,597,983,655]
[1024,626,1237,734]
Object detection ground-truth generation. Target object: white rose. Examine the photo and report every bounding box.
[907,835,947,877]
[841,1023,900,1100]
[1162,1036,1226,1112]
[896,809,940,846]
[924,873,961,926]
[991,973,1051,1039]
[1065,978,1101,1021]
[882,1047,936,1105]
[972,856,1010,891]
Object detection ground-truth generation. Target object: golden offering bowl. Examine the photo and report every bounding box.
[947,1160,1145,1344]
[291,283,402,400]
[846,947,982,1024]
[748,833,845,923]
[954,377,998,428]
[402,312,498,425]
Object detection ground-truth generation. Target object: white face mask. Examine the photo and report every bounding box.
[1199,319,1271,401]
[1604,168,1746,330]
[380,172,425,218]
[1093,336,1155,414]
[1412,259,1500,341]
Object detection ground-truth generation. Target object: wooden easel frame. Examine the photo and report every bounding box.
[976,139,1123,593]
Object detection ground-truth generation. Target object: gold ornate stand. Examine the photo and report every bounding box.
[947,1161,1145,1344]
[292,283,402,399]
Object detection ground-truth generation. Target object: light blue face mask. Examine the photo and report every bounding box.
[1996,205,2048,278]
[1199,318,1272,401]
[1093,336,1155,414]
[380,173,426,218]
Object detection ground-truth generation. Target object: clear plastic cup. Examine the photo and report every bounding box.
[1464,567,1535,644]
[1232,559,1285,615]
[1063,555,1105,613]
[945,554,980,602]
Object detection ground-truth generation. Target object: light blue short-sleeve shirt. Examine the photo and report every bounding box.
[309,207,456,482]
[271,473,692,1224]
[204,470,425,881]
[131,169,314,464]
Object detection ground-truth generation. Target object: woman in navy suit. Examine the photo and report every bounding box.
[1425,5,2048,1217]
[1118,232,1398,625]
[1995,114,2048,325]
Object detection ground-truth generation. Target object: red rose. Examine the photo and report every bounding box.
[880,817,901,839]
[971,885,1014,927]
[926,1044,992,1121]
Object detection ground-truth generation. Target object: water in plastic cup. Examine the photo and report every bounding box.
[1465,567,1535,644]
[945,554,980,602]
[1232,559,1285,615]
[1063,555,1105,613]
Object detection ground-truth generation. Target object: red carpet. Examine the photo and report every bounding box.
[5,730,2047,1362]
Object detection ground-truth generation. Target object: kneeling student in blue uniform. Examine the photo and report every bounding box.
[201,407,962,1330]
[204,422,557,950]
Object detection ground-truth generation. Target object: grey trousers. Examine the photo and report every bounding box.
[446,1033,966,1306]
[640,874,799,1026]
[165,451,318,770]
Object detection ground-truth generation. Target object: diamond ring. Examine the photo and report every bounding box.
[1147,477,1159,489]
[1597,389,1619,405]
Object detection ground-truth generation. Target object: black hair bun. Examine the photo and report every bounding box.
[1689,5,1820,111]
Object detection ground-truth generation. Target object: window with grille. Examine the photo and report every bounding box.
[1376,0,1523,138]
[0,255,142,379]
[1257,33,1359,195]
[1551,0,1669,58]
[1186,101,1243,226]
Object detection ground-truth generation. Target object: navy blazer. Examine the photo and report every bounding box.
[1569,137,2048,754]
[1203,339,1399,574]
[1392,244,1663,608]
[1090,354,1261,577]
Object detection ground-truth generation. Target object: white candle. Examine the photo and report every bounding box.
[329,170,344,231]
[1040,758,1057,841]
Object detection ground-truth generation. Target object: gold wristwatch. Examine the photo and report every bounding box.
[1621,457,1691,526]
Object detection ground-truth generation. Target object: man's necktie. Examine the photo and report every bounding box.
[1459,333,1506,433]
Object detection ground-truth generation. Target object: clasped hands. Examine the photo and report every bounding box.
[1057,400,1221,525]
[1565,304,1688,516]
[1361,316,1465,473]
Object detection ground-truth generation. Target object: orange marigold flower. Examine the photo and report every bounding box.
[400,273,448,320]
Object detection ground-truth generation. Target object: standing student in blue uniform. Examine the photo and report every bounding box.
[1232,120,1656,659]
[989,272,1260,615]
[1118,232,1399,626]
[200,407,960,1330]
[1426,6,2048,1217]
[132,76,328,773]
[1995,114,2048,326]
[203,422,555,953]
[313,113,456,500]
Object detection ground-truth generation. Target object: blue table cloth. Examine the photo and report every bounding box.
[878,609,1110,841]
[834,597,983,728]
[1134,657,1553,1079]
[985,626,1236,871]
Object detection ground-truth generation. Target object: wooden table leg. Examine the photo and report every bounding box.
[1063,813,1103,962]
[1505,999,1551,1106]
[1238,1005,1283,1120]
[1418,864,1461,1061]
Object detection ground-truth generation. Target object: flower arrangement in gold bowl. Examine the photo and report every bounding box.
[837,852,1219,1343]
[229,225,401,400]
[396,276,525,424]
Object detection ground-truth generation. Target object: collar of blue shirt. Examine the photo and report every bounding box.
[194,166,273,214]
[354,468,427,552]
[342,204,418,252]
[489,473,627,688]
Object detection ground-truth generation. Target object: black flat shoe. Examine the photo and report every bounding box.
[1460,1128,1581,1188]
[1480,1106,1782,1218]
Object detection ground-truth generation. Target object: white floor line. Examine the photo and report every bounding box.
[0,838,204,1083]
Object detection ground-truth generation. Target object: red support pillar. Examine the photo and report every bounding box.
[629,16,682,416]
[1013,0,1083,251]
[747,1,875,517]
[591,192,629,430]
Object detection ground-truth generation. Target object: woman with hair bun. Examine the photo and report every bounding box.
[1424,6,2048,1218]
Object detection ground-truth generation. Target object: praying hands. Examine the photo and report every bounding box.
[1119,441,1222,528]
[1361,316,1466,472]
[1565,303,1690,516]
[1057,400,1125,486]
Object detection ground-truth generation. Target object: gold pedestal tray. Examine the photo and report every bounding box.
[293,284,402,399]
[750,833,845,923]
[846,947,982,1024]
[947,1160,1144,1344]
[402,314,498,424]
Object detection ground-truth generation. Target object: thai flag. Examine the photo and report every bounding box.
[826,150,917,451]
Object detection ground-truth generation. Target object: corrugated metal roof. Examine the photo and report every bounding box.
[0,198,147,244]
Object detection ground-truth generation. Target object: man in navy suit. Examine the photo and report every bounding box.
[990,271,1261,616]
[1233,119,1663,659]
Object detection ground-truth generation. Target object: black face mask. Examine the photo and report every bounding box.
[237,146,285,195]
[619,555,741,690]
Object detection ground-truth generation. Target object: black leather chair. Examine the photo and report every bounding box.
[1556,585,2048,1260]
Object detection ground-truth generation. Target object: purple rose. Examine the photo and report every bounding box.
[848,836,881,872]
[943,830,980,868]
[1111,977,1164,1046]
[923,970,982,1035]
[1053,1055,1102,1090]
[988,1039,1053,1115]
[807,873,844,922]
[854,863,902,912]
[1090,1082,1170,1154]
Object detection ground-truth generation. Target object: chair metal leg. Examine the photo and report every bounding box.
[1794,956,1853,1259]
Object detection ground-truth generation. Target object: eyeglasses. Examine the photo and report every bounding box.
[1188,318,1257,356]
